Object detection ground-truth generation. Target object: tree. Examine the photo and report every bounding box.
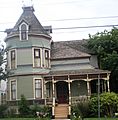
[87,27,118,92]
[18,94,30,117]
[0,45,7,81]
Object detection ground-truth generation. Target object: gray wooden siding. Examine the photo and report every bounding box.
[17,48,32,65]
[51,58,94,71]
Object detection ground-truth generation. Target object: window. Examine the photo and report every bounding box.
[21,24,27,40]
[19,22,28,40]
[45,50,50,68]
[34,49,41,67]
[11,80,16,100]
[10,50,16,69]
[35,79,42,98]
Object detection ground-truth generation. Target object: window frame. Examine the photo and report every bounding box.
[10,49,17,69]
[10,80,17,100]
[19,22,29,41]
[33,48,42,67]
[44,49,50,68]
[33,78,42,99]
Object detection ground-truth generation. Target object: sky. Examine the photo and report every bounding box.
[0,0,118,43]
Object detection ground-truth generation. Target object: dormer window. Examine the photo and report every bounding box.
[19,22,28,40]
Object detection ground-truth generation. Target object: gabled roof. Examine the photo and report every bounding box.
[7,6,48,35]
[51,40,92,60]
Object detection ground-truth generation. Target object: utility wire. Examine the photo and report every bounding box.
[53,24,118,30]
[44,15,118,22]
[0,24,118,33]
[0,15,118,25]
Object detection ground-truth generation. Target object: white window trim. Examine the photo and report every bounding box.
[33,78,43,99]
[44,49,50,68]
[10,79,17,100]
[9,49,17,69]
[19,22,29,41]
[32,47,42,68]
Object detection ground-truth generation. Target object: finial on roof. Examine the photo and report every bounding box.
[22,0,34,11]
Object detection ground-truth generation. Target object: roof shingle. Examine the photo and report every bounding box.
[51,40,92,60]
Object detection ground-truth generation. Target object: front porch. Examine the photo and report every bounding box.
[44,69,110,119]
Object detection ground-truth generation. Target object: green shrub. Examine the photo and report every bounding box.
[18,95,31,117]
[100,92,118,117]
[30,104,51,118]
[72,101,90,119]
[89,95,103,117]
[6,108,19,118]
[0,104,8,118]
[89,92,118,117]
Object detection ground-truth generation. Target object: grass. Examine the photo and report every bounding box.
[0,118,118,120]
[0,118,49,120]
[84,118,118,120]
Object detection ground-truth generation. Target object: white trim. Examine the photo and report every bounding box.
[9,49,17,69]
[32,47,42,67]
[33,78,43,99]
[44,49,50,68]
[19,22,29,41]
[10,79,17,101]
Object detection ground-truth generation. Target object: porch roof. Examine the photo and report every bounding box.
[44,69,110,81]
[45,69,110,76]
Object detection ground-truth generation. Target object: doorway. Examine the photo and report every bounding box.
[56,81,69,104]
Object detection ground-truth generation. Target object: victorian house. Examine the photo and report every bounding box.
[5,6,110,119]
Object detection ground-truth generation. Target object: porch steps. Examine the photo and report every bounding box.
[55,104,69,119]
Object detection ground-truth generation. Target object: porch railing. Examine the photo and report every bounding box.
[71,95,90,105]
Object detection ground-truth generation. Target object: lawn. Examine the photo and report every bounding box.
[0,118,35,120]
[0,118,48,120]
[84,118,118,120]
[0,118,118,120]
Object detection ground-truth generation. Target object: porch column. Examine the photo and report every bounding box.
[44,81,47,105]
[68,75,71,118]
[87,81,91,96]
[87,75,91,96]
[107,74,110,92]
[107,80,110,92]
[52,77,55,118]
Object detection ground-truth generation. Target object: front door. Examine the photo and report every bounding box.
[56,81,68,104]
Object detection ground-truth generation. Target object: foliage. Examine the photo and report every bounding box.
[89,92,118,117]
[18,95,31,117]
[0,118,117,120]
[30,104,51,118]
[72,101,90,119]
[0,104,8,118]
[89,95,103,117]
[0,45,8,81]
[100,92,118,117]
[6,108,19,118]
[87,27,118,92]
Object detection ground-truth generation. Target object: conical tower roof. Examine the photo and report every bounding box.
[6,6,50,37]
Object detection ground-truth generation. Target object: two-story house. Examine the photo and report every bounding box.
[5,6,110,119]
